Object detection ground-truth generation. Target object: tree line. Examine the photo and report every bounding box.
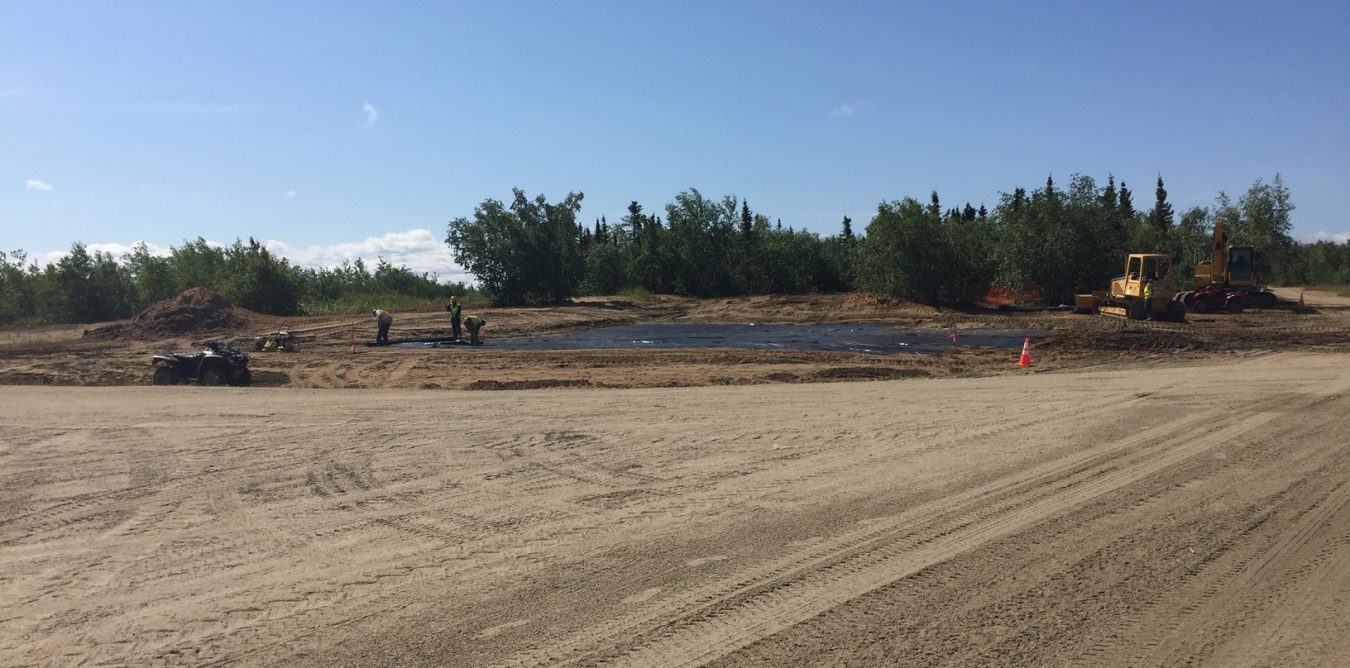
[449,174,1349,307]
[0,238,472,325]
[5,172,1347,326]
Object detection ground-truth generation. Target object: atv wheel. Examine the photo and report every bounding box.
[1181,292,1197,307]
[1227,299,1245,314]
[153,366,176,386]
[232,369,253,387]
[1192,299,1210,314]
[199,366,226,386]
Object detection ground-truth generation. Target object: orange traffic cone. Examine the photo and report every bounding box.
[1298,291,1305,307]
[350,343,356,353]
[1016,337,1033,367]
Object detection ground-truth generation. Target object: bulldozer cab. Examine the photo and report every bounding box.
[1119,254,1173,299]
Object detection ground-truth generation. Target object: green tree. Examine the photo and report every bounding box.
[447,189,585,305]
[1149,176,1174,232]
[124,242,177,304]
[1172,206,1214,285]
[664,189,738,296]
[222,238,302,315]
[856,196,962,302]
[1118,181,1136,223]
[0,251,38,324]
[994,175,1122,304]
[580,241,625,295]
[1214,174,1296,283]
[168,238,228,294]
[36,243,139,323]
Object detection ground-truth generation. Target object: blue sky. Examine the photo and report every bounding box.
[4,1,1348,278]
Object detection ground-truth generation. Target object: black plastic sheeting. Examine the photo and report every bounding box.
[390,323,1049,356]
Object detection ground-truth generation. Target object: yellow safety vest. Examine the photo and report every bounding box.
[1143,283,1153,298]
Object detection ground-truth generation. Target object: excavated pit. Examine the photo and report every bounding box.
[389,323,1050,355]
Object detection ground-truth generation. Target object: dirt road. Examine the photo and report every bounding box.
[3,352,1349,666]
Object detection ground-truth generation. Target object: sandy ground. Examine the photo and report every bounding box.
[3,351,1350,666]
[1,292,1348,390]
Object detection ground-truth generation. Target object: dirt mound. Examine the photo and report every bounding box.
[1039,329,1204,354]
[85,287,251,341]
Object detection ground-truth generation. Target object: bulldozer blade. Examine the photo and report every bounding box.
[1097,305,1131,319]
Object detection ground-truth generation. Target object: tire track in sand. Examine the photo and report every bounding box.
[1130,476,1350,667]
[495,375,1350,668]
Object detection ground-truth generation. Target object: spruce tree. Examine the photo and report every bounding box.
[841,215,854,240]
[1100,175,1118,210]
[1118,181,1135,221]
[1150,175,1174,231]
[624,201,644,241]
[962,203,976,221]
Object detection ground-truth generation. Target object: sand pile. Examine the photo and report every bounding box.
[85,287,251,340]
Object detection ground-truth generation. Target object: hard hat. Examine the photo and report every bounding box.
[372,309,378,315]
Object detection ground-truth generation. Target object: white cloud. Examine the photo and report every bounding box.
[829,101,868,117]
[285,190,297,197]
[36,230,468,284]
[362,101,378,128]
[26,179,52,191]
[1315,231,1350,243]
[32,241,172,268]
[266,229,466,283]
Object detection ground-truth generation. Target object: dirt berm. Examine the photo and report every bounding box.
[83,287,253,340]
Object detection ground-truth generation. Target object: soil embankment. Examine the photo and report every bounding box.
[0,291,1346,389]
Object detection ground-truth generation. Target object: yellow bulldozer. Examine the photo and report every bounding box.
[1075,253,1187,321]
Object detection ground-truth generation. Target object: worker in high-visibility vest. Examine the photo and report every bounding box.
[463,314,485,346]
[447,296,462,341]
[373,309,394,344]
[1142,278,1154,320]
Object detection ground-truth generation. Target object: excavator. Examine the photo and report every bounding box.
[1075,253,1188,321]
[1179,218,1278,310]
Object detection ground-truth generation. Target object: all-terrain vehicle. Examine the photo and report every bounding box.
[151,341,253,386]
[1189,283,1245,314]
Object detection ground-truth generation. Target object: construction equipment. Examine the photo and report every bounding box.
[253,330,300,352]
[151,341,253,386]
[1180,218,1277,309]
[1075,253,1187,321]
[1189,283,1244,314]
